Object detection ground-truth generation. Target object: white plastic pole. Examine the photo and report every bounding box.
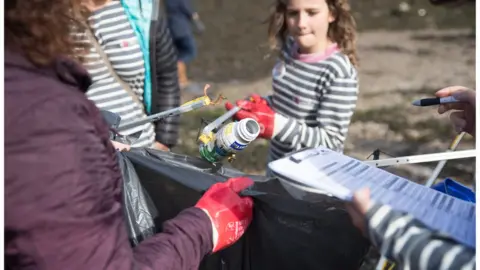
[364,149,476,168]
[117,99,208,132]
[424,132,466,187]
[201,106,241,135]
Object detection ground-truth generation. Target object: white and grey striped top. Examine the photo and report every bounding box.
[74,1,155,148]
[268,38,359,162]
[367,203,475,269]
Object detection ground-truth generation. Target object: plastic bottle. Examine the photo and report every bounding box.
[199,118,260,163]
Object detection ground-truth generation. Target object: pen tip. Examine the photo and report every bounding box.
[411,100,420,106]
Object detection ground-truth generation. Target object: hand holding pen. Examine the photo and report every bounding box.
[437,86,475,136]
[413,86,475,136]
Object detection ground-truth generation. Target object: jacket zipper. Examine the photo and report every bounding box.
[149,0,160,114]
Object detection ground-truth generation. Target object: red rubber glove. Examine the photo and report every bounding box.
[225,94,275,139]
[195,177,254,253]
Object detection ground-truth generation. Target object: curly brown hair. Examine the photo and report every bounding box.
[5,0,99,66]
[267,0,358,67]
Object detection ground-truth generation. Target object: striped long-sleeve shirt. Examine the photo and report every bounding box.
[75,1,181,148]
[75,2,155,148]
[268,38,358,162]
[367,203,476,270]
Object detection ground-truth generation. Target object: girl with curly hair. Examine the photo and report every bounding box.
[226,0,359,169]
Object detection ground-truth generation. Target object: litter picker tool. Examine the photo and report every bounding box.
[117,84,224,133]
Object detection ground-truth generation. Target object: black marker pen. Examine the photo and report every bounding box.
[411,96,460,106]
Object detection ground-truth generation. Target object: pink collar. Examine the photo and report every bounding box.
[292,43,339,63]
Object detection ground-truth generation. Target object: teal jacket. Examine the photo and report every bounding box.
[121,0,181,146]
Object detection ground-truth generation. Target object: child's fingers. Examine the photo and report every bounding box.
[352,188,372,214]
[236,100,253,110]
[235,109,257,120]
[225,101,235,111]
[250,94,264,103]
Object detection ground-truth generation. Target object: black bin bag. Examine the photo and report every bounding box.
[124,148,370,270]
[117,152,158,246]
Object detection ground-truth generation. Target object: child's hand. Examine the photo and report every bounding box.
[345,188,374,237]
[225,94,282,139]
[111,141,130,152]
[152,141,170,151]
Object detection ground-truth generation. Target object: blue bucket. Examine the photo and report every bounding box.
[431,178,476,203]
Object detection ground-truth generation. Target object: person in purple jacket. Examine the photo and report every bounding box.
[5,1,254,269]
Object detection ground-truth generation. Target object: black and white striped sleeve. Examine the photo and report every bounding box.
[152,16,181,147]
[366,203,476,270]
[274,73,358,152]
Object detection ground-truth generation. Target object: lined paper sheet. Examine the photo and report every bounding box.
[268,146,476,249]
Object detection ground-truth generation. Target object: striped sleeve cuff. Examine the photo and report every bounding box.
[365,203,417,264]
[365,203,418,256]
[365,203,395,249]
[365,203,476,270]
[273,115,299,144]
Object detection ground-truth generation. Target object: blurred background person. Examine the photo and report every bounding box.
[165,0,206,94]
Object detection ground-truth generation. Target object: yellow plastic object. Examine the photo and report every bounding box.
[227,153,236,163]
[198,131,215,145]
[182,95,211,107]
[382,261,396,270]
[182,84,225,107]
[194,84,227,145]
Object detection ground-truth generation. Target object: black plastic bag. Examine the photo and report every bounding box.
[124,148,370,270]
[117,152,158,246]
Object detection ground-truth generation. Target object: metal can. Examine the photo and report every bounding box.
[199,118,260,163]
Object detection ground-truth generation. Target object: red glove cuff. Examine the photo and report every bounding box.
[195,177,254,252]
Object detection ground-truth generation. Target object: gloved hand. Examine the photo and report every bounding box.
[225,94,286,139]
[195,177,254,253]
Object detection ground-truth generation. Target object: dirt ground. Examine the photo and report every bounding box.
[175,0,475,186]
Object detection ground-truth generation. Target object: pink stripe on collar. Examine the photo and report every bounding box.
[292,43,339,63]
